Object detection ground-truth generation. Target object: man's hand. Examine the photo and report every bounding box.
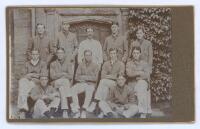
[31,73,40,78]
[105,75,116,80]
[25,73,35,80]
[122,56,127,63]
[41,95,49,100]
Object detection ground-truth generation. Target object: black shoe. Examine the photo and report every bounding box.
[105,112,115,118]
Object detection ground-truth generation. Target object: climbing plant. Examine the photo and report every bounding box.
[128,8,172,102]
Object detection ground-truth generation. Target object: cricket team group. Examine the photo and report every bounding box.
[17,21,153,119]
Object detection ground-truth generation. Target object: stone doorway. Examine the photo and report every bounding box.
[69,20,111,45]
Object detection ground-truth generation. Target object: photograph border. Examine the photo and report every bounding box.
[6,5,194,123]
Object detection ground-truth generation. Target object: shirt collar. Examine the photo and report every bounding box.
[110,59,118,66]
[63,31,69,37]
[30,59,40,66]
[116,85,125,93]
[83,60,92,67]
[112,32,119,39]
[57,58,65,65]
[137,38,144,44]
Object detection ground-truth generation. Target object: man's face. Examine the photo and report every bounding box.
[111,24,119,34]
[62,23,70,32]
[132,49,141,61]
[31,50,40,61]
[117,76,126,88]
[136,29,144,40]
[109,50,117,61]
[37,24,45,35]
[84,51,92,62]
[57,49,65,60]
[87,28,94,39]
[40,77,48,88]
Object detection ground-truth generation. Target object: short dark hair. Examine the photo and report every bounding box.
[62,21,70,26]
[56,47,65,53]
[109,48,117,53]
[130,46,141,59]
[86,27,94,32]
[84,49,92,55]
[136,27,145,33]
[132,46,141,53]
[111,21,119,26]
[36,23,45,29]
[117,74,126,79]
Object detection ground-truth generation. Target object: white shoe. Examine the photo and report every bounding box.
[18,112,25,119]
[63,110,69,118]
[87,102,96,112]
[140,114,147,118]
[73,111,81,118]
[98,112,104,118]
[80,111,86,118]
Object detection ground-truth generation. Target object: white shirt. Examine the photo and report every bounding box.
[78,38,103,66]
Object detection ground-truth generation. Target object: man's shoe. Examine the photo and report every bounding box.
[106,112,115,118]
[63,110,69,118]
[73,111,81,118]
[80,111,86,118]
[87,102,96,112]
[18,111,26,119]
[97,112,104,118]
[140,113,147,118]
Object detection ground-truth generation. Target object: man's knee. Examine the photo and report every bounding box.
[129,104,139,110]
[86,85,95,93]
[99,79,107,86]
[19,78,29,87]
[34,99,46,109]
[55,78,70,86]
[135,80,148,92]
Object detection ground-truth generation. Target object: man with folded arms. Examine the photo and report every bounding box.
[71,50,99,118]
[50,47,74,118]
[93,48,125,112]
[17,49,46,119]
[126,46,151,118]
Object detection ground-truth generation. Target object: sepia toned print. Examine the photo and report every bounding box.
[7,7,173,121]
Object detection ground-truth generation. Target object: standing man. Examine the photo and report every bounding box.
[99,75,138,118]
[129,28,153,72]
[126,46,151,118]
[56,22,78,63]
[103,22,128,63]
[71,50,99,118]
[17,49,47,119]
[78,27,103,66]
[94,48,125,103]
[30,73,60,119]
[50,48,74,118]
[129,28,153,115]
[27,23,53,64]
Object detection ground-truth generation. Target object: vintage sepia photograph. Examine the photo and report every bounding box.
[7,7,172,121]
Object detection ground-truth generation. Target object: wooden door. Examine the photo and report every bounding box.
[70,21,111,46]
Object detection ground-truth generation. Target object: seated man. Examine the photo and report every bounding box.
[99,75,138,118]
[71,50,99,118]
[126,46,151,118]
[29,73,60,119]
[17,49,47,119]
[93,48,125,109]
[50,47,74,118]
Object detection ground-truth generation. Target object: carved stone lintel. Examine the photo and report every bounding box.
[44,8,56,15]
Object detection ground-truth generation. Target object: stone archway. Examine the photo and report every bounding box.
[69,20,111,45]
